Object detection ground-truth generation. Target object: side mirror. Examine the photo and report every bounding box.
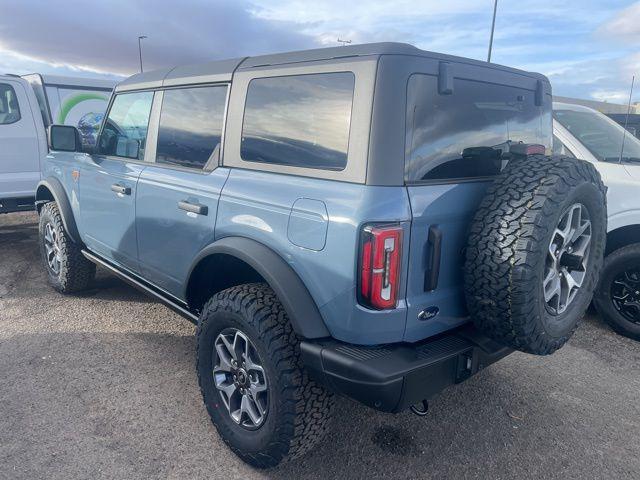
[49,125,81,152]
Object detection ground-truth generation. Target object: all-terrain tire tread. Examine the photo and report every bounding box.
[39,202,95,293]
[196,283,334,468]
[464,154,607,354]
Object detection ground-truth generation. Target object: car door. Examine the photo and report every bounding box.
[135,85,230,297]
[78,90,154,272]
[0,80,42,200]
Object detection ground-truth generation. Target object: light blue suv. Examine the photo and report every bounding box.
[37,43,607,467]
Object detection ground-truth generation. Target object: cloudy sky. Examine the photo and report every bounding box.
[0,0,638,103]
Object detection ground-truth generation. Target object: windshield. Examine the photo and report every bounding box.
[553,104,640,162]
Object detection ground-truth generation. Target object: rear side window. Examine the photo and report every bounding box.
[405,74,552,182]
[0,83,21,125]
[241,72,355,171]
[98,91,154,160]
[156,86,228,170]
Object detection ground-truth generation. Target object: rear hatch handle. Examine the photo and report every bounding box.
[424,225,442,291]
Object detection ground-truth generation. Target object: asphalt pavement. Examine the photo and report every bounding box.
[1,212,639,479]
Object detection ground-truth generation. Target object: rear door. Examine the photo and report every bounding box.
[404,72,552,342]
[79,90,154,272]
[135,85,229,297]
[0,79,42,200]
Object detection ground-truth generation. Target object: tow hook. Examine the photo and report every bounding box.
[410,399,429,417]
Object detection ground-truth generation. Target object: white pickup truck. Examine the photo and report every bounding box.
[0,74,115,213]
[553,102,640,341]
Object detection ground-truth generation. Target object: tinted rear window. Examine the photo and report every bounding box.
[241,72,355,171]
[405,74,551,182]
[156,86,227,170]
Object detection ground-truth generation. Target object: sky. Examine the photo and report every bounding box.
[0,0,638,103]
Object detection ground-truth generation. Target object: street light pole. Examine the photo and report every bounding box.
[138,35,147,73]
[487,0,498,62]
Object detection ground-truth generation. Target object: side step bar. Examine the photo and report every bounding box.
[81,249,198,324]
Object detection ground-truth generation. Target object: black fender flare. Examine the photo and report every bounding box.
[35,177,81,244]
[187,237,331,339]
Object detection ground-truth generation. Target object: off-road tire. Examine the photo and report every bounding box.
[196,283,334,468]
[464,155,607,355]
[593,244,640,341]
[38,202,95,293]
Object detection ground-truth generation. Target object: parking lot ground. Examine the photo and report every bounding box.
[1,211,640,480]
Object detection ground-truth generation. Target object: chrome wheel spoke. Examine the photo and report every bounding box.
[43,222,62,275]
[213,327,268,429]
[544,203,591,315]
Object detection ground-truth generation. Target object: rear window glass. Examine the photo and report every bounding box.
[156,86,227,170]
[0,83,21,125]
[241,72,355,171]
[405,74,552,182]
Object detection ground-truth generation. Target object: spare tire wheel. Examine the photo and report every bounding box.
[464,154,607,355]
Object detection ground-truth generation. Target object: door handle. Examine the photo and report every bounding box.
[111,184,131,195]
[424,225,442,291]
[178,200,208,216]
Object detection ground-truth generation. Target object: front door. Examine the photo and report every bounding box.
[79,90,154,272]
[135,85,229,298]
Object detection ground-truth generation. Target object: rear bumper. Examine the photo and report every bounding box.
[300,325,512,413]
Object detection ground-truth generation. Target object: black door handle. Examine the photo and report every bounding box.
[425,225,442,291]
[111,184,131,195]
[178,200,208,216]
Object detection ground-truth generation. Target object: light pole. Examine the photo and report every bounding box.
[487,0,498,62]
[138,35,147,73]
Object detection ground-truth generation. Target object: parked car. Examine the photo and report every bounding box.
[0,74,114,214]
[554,102,640,341]
[36,43,606,468]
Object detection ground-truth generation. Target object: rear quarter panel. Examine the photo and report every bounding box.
[216,169,412,345]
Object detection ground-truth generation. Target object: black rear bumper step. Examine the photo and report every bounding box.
[300,325,511,413]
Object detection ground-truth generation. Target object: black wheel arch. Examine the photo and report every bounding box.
[35,177,81,245]
[185,236,331,340]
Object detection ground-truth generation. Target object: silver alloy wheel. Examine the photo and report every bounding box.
[543,203,592,315]
[44,222,62,275]
[213,328,268,429]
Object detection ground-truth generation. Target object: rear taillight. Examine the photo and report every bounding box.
[358,224,402,310]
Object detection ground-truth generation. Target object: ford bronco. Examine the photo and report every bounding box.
[36,43,606,468]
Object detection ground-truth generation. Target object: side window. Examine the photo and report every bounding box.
[405,74,552,182]
[0,83,21,125]
[552,135,575,158]
[241,72,355,171]
[98,91,153,160]
[156,86,227,170]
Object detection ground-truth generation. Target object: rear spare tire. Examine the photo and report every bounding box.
[464,154,606,355]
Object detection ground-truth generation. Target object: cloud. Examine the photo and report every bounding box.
[0,0,317,76]
[0,0,637,104]
[598,1,640,42]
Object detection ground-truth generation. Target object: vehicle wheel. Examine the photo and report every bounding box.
[38,201,96,293]
[464,155,607,355]
[196,283,334,468]
[593,244,640,341]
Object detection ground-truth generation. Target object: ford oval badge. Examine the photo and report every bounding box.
[418,306,439,321]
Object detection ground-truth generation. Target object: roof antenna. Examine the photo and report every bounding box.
[337,38,352,47]
[620,75,635,163]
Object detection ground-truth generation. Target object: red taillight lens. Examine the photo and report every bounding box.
[359,224,402,310]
